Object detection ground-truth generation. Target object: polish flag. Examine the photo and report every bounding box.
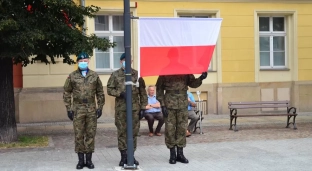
[138,17,222,77]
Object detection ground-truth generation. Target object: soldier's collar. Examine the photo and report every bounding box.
[120,68,135,75]
[78,68,89,76]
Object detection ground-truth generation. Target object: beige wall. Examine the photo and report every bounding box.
[18,87,67,123]
[16,81,312,123]
[296,81,312,112]
[17,0,312,122]
[23,58,76,88]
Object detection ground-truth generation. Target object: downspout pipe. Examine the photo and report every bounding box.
[80,0,86,34]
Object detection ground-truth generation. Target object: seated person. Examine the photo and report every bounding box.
[186,91,199,137]
[145,85,164,137]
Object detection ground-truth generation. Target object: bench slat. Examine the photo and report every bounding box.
[229,104,289,109]
[228,101,289,105]
[231,114,297,117]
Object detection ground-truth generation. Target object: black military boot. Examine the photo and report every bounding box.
[176,147,189,163]
[76,153,85,169]
[85,153,95,169]
[169,147,177,164]
[134,156,139,165]
[119,150,127,166]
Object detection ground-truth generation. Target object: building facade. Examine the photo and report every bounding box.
[14,0,312,123]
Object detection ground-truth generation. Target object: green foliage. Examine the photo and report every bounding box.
[0,135,49,148]
[0,0,116,66]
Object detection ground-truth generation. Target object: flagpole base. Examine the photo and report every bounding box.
[124,164,137,170]
[114,165,143,170]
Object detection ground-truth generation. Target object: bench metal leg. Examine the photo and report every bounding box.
[286,115,291,128]
[193,112,204,134]
[194,121,199,133]
[293,115,297,130]
[198,112,203,134]
[229,109,237,130]
[286,107,298,130]
[230,115,234,130]
[234,117,238,132]
[286,115,298,130]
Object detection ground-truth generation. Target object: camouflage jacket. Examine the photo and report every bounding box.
[107,68,147,111]
[63,69,105,111]
[156,74,202,109]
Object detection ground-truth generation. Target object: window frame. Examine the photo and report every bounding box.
[259,16,287,69]
[94,15,124,72]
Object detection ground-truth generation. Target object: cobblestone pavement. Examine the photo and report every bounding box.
[0,138,311,171]
[0,113,311,170]
[14,121,310,152]
[12,113,312,151]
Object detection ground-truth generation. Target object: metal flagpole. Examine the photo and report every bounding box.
[123,0,136,169]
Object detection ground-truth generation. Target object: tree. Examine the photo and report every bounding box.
[0,0,115,143]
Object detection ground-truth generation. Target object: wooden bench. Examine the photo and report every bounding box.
[228,101,298,132]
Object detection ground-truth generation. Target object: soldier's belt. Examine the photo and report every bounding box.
[165,90,187,94]
[73,98,95,104]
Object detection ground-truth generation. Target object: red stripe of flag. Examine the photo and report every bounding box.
[140,45,215,77]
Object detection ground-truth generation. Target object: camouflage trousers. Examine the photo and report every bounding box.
[73,104,97,153]
[115,110,140,151]
[165,108,188,149]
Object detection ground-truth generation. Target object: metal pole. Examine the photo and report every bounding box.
[123,0,136,169]
[80,0,85,34]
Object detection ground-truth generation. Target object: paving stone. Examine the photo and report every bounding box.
[1,113,311,170]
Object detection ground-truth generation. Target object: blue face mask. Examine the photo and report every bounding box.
[122,61,125,68]
[78,62,88,70]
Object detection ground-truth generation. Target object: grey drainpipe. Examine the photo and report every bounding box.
[80,0,86,34]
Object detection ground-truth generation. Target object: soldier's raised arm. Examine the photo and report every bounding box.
[107,73,119,97]
[187,74,202,89]
[63,75,73,111]
[155,76,165,106]
[138,77,148,109]
[96,76,105,110]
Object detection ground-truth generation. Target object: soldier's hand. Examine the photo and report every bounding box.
[139,109,145,120]
[161,106,168,118]
[119,92,126,100]
[67,111,74,121]
[138,77,146,88]
[96,109,102,119]
[199,72,208,80]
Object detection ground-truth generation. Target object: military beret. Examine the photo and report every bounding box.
[77,52,89,61]
[120,53,126,61]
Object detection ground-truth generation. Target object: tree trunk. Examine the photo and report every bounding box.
[0,58,17,143]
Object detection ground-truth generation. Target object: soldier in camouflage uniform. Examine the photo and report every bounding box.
[107,53,147,166]
[156,72,207,164]
[63,52,105,170]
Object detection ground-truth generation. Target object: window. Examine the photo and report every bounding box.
[94,15,124,71]
[259,16,286,69]
[179,15,213,71]
[179,15,210,18]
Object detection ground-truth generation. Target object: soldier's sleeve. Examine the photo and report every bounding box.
[96,76,105,110]
[63,75,73,111]
[107,73,119,97]
[187,74,202,88]
[138,77,148,110]
[155,76,165,106]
